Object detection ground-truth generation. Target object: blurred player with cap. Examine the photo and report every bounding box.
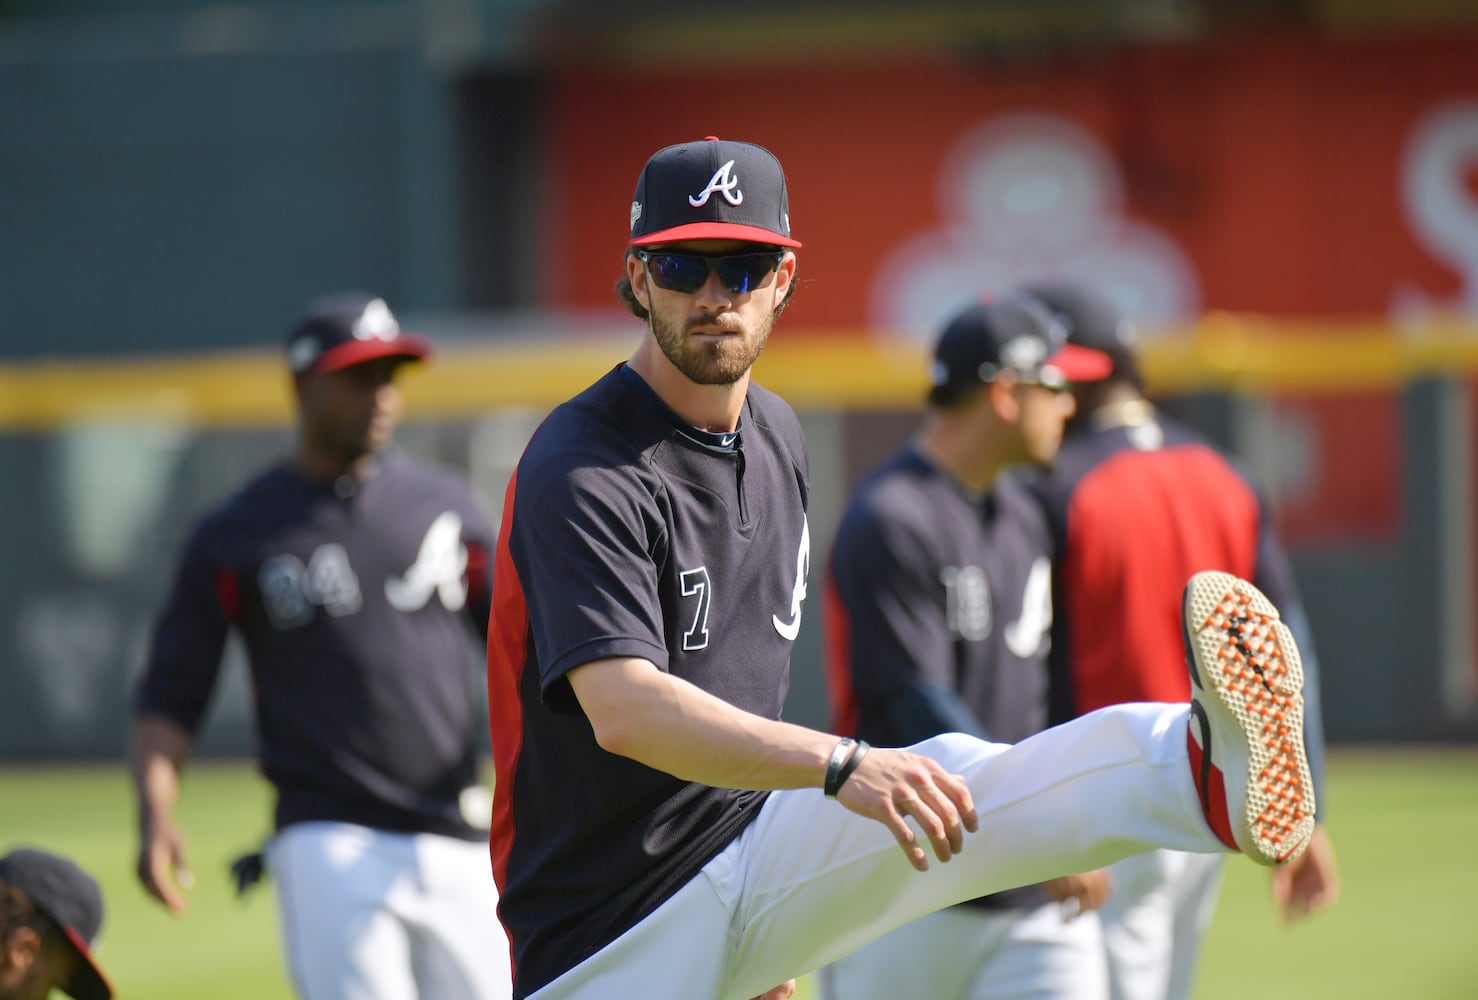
[1025,281,1340,1000]
[487,135,1318,1000]
[820,294,1114,1000]
[0,846,112,1000]
[131,293,511,999]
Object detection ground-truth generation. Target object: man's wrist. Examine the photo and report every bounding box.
[824,737,871,797]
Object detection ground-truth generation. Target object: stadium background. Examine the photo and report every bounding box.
[2,1,1477,996]
[5,0,1478,756]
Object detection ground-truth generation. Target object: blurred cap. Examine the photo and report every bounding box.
[285,293,433,376]
[0,848,112,1000]
[629,136,801,248]
[1023,282,1138,381]
[928,294,1114,404]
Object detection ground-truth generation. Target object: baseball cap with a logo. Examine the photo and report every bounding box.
[928,293,1114,405]
[284,292,433,376]
[0,847,113,1000]
[629,136,802,248]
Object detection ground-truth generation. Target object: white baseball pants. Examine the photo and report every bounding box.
[816,899,1108,1000]
[1099,849,1226,1000]
[268,821,510,1000]
[529,702,1231,1000]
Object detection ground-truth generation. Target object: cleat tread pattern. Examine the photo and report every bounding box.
[1185,571,1316,864]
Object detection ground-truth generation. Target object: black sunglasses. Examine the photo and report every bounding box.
[978,363,1071,392]
[636,250,784,295]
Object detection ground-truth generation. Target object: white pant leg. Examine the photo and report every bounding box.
[971,903,1108,1000]
[1100,850,1225,1000]
[526,860,732,1000]
[402,833,512,1000]
[269,822,418,1000]
[820,902,1107,1000]
[723,702,1225,1000]
[818,906,998,1000]
[1165,852,1224,1000]
[1099,851,1175,1000]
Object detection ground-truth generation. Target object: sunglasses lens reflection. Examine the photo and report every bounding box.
[643,253,780,294]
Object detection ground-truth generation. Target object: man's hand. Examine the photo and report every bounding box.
[1042,868,1112,919]
[835,746,979,871]
[751,980,796,1000]
[1272,824,1339,923]
[137,813,193,913]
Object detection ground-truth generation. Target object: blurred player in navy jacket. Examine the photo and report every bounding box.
[822,295,1115,1000]
[131,293,510,999]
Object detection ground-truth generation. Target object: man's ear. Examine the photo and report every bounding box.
[627,253,652,312]
[773,251,797,297]
[1,925,43,975]
[985,374,1021,423]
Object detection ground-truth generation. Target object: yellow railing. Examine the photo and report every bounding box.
[2,314,1476,430]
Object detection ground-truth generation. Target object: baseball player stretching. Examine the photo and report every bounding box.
[1026,282,1339,1000]
[131,294,511,999]
[487,137,1317,1000]
[819,296,1115,1000]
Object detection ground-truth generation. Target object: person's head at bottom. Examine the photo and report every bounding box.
[0,848,112,1000]
[283,292,434,478]
[615,136,801,424]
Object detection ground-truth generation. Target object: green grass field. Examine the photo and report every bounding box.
[3,748,1475,999]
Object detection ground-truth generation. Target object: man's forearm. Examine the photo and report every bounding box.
[569,657,837,790]
[130,714,194,823]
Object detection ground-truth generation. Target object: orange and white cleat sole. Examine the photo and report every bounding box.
[1182,571,1315,866]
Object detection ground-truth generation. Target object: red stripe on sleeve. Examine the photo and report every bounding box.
[465,541,491,619]
[214,568,241,622]
[822,572,859,737]
[487,469,529,896]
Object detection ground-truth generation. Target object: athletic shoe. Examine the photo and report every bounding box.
[1182,571,1315,865]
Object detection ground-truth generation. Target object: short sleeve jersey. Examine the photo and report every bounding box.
[487,365,811,999]
[135,452,495,840]
[1031,408,1299,723]
[824,449,1054,910]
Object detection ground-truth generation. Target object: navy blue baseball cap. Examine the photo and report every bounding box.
[0,848,112,1000]
[629,136,802,248]
[285,292,433,376]
[929,293,1114,404]
[1023,282,1138,382]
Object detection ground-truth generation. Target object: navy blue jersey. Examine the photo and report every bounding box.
[135,451,495,840]
[824,449,1053,910]
[488,365,810,999]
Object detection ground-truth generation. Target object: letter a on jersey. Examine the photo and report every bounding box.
[772,516,809,641]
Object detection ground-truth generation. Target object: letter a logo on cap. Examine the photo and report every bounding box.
[689,160,744,207]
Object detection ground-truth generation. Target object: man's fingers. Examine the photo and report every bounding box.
[881,802,930,872]
[141,845,189,913]
[838,748,981,872]
[945,772,978,832]
[909,781,965,858]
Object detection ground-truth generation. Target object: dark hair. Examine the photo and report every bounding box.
[614,249,797,320]
[926,381,984,411]
[1110,357,1146,395]
[0,882,62,946]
